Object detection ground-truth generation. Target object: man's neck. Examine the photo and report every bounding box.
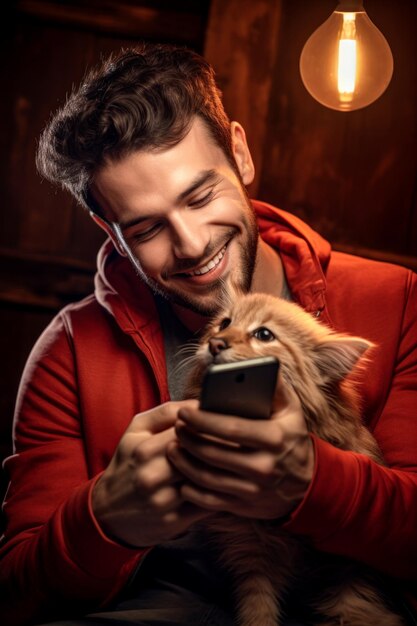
[251,238,284,298]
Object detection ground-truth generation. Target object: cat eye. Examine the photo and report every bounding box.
[252,327,276,342]
[219,318,231,330]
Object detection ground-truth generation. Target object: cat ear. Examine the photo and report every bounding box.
[313,336,374,382]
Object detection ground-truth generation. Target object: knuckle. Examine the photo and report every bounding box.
[197,492,219,509]
[161,511,181,537]
[152,487,176,511]
[223,420,242,440]
[264,423,284,450]
[131,443,148,464]
[133,468,158,494]
[197,468,213,488]
[131,436,162,464]
[115,432,137,460]
[252,456,277,482]
[160,401,177,418]
[182,484,220,510]
[165,399,195,416]
[242,481,262,497]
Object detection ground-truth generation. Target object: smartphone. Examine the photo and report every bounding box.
[200,356,280,419]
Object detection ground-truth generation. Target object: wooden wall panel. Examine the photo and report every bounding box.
[1,0,210,261]
[205,0,283,195]
[0,0,210,511]
[205,0,417,270]
[3,24,105,260]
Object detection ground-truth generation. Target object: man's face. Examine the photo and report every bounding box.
[91,118,259,316]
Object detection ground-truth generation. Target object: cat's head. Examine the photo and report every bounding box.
[193,292,374,414]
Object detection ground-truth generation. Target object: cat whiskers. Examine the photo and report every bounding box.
[173,342,201,377]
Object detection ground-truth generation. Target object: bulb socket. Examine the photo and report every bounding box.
[336,0,364,11]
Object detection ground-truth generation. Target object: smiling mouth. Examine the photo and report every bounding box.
[175,243,228,278]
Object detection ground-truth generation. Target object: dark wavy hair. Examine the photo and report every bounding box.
[36,43,234,213]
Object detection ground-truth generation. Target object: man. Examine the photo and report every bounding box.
[1,43,416,626]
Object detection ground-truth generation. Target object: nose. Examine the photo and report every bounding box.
[208,337,229,356]
[170,213,209,259]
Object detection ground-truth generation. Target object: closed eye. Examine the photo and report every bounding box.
[188,189,214,208]
[128,222,163,244]
[252,326,276,342]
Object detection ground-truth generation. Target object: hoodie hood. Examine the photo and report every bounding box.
[94,201,332,332]
[94,240,169,394]
[254,200,331,314]
[94,241,157,332]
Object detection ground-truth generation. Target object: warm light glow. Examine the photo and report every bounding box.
[299,1,394,111]
[338,40,357,96]
[338,13,357,99]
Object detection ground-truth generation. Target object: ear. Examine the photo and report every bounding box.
[313,336,374,382]
[230,121,255,186]
[90,212,127,257]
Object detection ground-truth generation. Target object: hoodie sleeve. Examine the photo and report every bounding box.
[0,313,145,626]
[284,270,417,581]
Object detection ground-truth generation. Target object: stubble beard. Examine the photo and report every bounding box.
[134,202,259,317]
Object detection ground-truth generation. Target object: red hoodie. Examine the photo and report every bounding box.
[1,202,416,624]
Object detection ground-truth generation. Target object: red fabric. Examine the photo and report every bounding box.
[1,201,416,624]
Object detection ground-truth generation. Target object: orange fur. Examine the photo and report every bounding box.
[184,292,405,626]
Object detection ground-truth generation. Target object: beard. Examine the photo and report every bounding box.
[129,198,259,317]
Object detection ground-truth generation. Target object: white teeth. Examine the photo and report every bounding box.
[187,245,226,276]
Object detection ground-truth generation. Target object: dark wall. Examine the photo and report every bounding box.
[0,0,211,505]
[206,0,417,268]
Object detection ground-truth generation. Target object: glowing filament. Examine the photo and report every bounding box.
[338,13,357,99]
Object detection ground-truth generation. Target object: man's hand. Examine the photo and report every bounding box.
[166,379,314,520]
[91,401,211,548]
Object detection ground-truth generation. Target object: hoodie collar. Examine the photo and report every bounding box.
[253,200,330,315]
[95,240,170,399]
[95,240,159,332]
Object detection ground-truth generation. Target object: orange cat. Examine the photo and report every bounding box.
[184,292,405,626]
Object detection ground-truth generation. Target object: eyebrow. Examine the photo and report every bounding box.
[118,168,220,231]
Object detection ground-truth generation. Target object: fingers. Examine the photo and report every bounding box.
[168,429,288,500]
[92,400,214,547]
[178,481,264,518]
[172,423,286,486]
[168,395,313,522]
[167,440,262,498]
[134,447,185,488]
[129,400,200,437]
[164,502,213,528]
[180,483,238,513]
[119,403,200,485]
[168,438,311,520]
[177,407,285,452]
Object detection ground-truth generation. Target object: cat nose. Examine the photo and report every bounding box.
[208,337,229,356]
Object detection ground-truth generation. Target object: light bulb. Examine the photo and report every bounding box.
[299,0,394,111]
